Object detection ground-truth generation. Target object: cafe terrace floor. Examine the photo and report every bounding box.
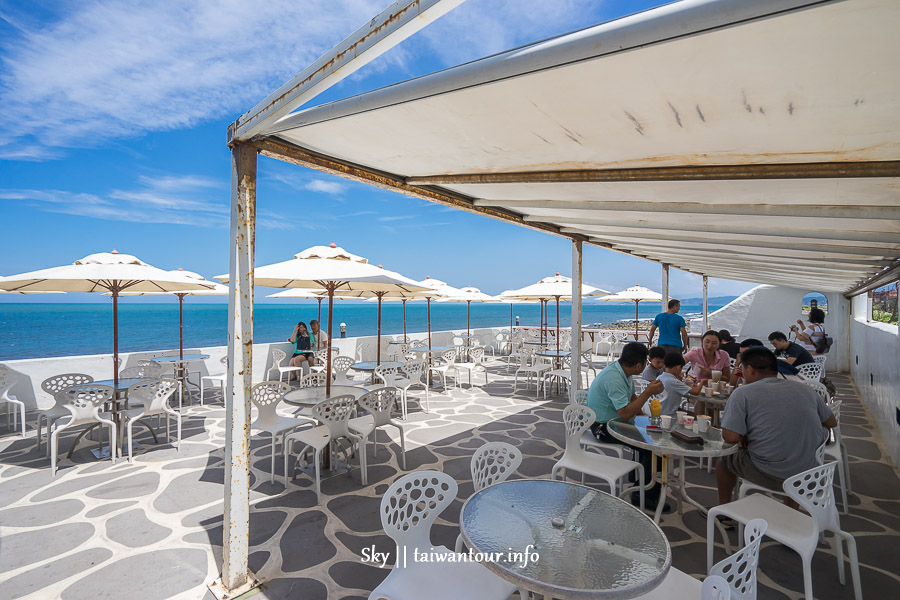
[0,364,898,599]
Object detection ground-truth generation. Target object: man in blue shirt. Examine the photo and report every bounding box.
[588,342,666,510]
[648,299,689,355]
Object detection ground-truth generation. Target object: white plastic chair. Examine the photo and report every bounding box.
[394,360,428,418]
[551,405,645,509]
[200,355,228,405]
[513,348,551,396]
[813,354,827,374]
[708,462,862,600]
[456,346,489,387]
[454,442,522,552]
[250,381,313,484]
[581,349,598,384]
[368,471,518,600]
[0,364,26,437]
[803,380,832,403]
[637,519,766,600]
[121,378,181,461]
[329,356,357,386]
[300,372,328,389]
[389,343,411,363]
[37,373,94,452]
[541,355,573,399]
[50,384,117,476]
[428,349,460,389]
[737,439,827,504]
[267,347,305,383]
[701,576,731,600]
[349,387,407,469]
[795,362,823,382]
[374,364,401,387]
[572,390,626,459]
[284,394,363,504]
[825,401,851,513]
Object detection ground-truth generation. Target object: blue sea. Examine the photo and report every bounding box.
[0,301,726,360]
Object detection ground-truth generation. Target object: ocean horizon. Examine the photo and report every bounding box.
[0,301,727,360]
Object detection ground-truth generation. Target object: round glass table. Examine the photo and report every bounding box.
[460,479,670,599]
[606,416,738,522]
[283,384,369,408]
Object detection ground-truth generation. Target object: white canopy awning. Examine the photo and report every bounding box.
[241,0,900,293]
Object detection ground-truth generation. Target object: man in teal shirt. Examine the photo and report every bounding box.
[648,299,689,355]
[588,342,666,510]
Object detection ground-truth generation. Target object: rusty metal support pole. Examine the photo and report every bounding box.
[214,143,258,598]
[661,264,669,317]
[571,240,583,400]
[326,287,334,395]
[702,276,709,332]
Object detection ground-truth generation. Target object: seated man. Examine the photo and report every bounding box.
[642,346,666,382]
[768,330,815,369]
[727,338,763,386]
[717,347,835,508]
[587,342,666,509]
[657,353,707,416]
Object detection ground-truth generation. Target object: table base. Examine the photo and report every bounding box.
[296,459,351,479]
[624,453,713,523]
[90,441,144,460]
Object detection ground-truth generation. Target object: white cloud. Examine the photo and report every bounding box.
[304,180,348,195]
[0,0,608,159]
[0,174,291,230]
[377,215,415,222]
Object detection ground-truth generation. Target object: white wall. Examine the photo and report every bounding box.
[849,294,900,467]
[2,327,504,412]
[690,285,850,371]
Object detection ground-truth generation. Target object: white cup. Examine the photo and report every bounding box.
[704,386,714,398]
[692,421,700,434]
[698,415,711,433]
[676,411,687,425]
[683,416,695,428]
[712,370,722,383]
[660,415,673,429]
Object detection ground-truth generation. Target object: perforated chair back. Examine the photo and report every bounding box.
[783,462,839,536]
[270,347,287,365]
[332,356,354,374]
[709,518,767,600]
[300,372,328,388]
[374,364,401,386]
[312,394,358,440]
[358,387,399,427]
[701,576,731,600]
[562,404,594,450]
[803,380,831,403]
[58,384,115,425]
[572,389,588,405]
[380,471,457,552]
[127,378,178,413]
[42,373,94,397]
[471,442,521,491]
[250,381,290,429]
[796,362,823,381]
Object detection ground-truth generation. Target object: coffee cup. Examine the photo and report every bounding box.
[660,415,673,429]
[712,370,722,383]
[676,411,687,425]
[683,416,695,428]
[698,415,711,433]
[692,421,700,434]
[704,386,714,398]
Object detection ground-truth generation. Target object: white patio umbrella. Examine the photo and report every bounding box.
[0,275,63,294]
[501,274,610,353]
[216,243,429,393]
[117,269,227,360]
[416,277,464,352]
[438,286,500,337]
[596,284,663,340]
[0,251,214,388]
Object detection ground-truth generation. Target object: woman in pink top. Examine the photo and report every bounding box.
[684,330,732,382]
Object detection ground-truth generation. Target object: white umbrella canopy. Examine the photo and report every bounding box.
[438,286,499,336]
[216,243,430,390]
[0,276,63,294]
[0,251,215,386]
[596,284,663,339]
[412,276,462,350]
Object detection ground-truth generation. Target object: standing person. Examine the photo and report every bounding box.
[684,330,732,382]
[310,319,329,351]
[587,342,667,511]
[288,321,315,374]
[648,299,689,355]
[716,347,835,510]
[793,308,826,354]
[642,346,666,381]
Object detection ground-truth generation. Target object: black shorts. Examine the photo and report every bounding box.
[292,352,313,359]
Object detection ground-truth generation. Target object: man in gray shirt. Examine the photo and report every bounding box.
[717,347,835,506]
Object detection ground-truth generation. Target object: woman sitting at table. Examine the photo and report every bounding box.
[288,321,315,377]
[683,330,731,383]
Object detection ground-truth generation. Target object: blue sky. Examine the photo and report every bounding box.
[0,0,758,304]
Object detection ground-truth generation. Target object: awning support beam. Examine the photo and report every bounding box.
[843,260,900,298]
[408,161,900,185]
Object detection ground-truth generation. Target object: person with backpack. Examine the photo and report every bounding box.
[793,308,826,354]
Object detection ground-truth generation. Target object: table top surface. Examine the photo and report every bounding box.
[408,346,453,353]
[687,392,729,408]
[283,385,369,406]
[94,377,153,391]
[350,361,402,371]
[460,479,670,599]
[524,340,551,346]
[456,333,477,338]
[151,354,210,363]
[607,416,738,458]
[537,350,571,357]
[388,340,410,345]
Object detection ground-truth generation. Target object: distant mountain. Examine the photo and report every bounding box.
[677,296,737,305]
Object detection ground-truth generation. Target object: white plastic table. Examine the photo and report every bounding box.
[460,479,671,599]
[606,416,738,523]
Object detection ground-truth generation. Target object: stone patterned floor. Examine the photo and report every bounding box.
[0,362,898,599]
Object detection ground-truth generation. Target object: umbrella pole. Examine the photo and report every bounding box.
[427,297,433,384]
[539,300,544,343]
[112,285,119,390]
[326,287,334,395]
[509,303,513,332]
[635,300,640,341]
[178,293,185,360]
[467,300,471,336]
[402,299,407,343]
[317,297,322,329]
[377,293,383,366]
[556,296,560,354]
